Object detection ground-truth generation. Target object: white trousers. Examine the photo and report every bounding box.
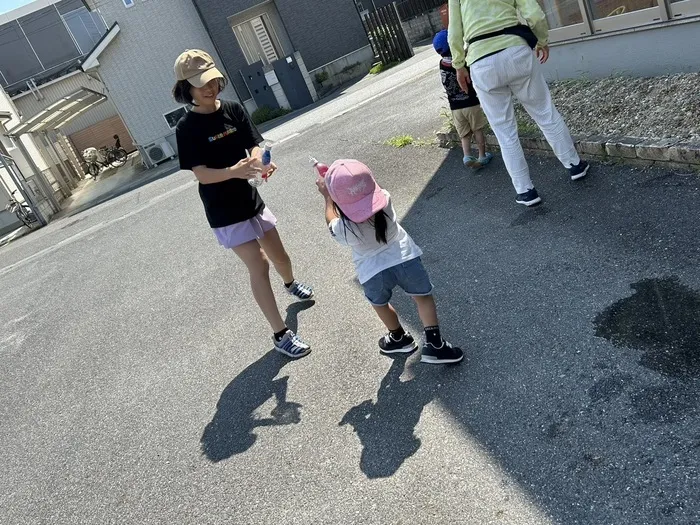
[470,46,580,194]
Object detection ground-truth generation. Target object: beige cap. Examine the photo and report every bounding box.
[174,49,224,88]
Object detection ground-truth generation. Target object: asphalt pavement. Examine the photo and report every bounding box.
[1,46,699,524]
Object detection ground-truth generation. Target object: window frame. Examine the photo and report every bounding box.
[669,0,700,17]
[122,0,135,7]
[544,0,700,43]
[163,106,188,130]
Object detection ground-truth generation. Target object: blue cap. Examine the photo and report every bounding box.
[432,29,450,57]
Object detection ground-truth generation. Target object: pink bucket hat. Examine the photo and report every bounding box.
[325,159,388,223]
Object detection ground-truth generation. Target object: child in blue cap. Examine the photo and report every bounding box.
[433,29,493,169]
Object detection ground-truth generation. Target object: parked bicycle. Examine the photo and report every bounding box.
[5,190,38,229]
[82,145,128,178]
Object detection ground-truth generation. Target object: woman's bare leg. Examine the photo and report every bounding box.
[232,239,286,333]
[257,228,294,284]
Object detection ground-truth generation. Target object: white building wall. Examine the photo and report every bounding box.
[11,72,120,136]
[90,0,239,152]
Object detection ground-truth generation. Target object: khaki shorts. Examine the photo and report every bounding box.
[452,106,488,138]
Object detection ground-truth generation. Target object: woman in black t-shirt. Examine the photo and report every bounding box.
[173,49,312,358]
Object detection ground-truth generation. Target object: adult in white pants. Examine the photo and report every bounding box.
[448,0,589,206]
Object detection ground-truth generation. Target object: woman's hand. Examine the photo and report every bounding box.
[536,45,550,64]
[316,177,330,197]
[229,157,262,179]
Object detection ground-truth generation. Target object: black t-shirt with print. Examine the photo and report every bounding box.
[176,100,264,228]
[439,59,480,110]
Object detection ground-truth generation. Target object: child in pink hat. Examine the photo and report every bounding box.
[316,159,463,364]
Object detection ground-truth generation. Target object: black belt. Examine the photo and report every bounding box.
[468,24,538,49]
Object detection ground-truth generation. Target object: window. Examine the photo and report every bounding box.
[0,22,44,85]
[164,107,187,130]
[62,7,108,55]
[536,0,590,39]
[232,15,282,66]
[123,0,135,7]
[586,0,665,33]
[537,0,584,28]
[19,7,81,69]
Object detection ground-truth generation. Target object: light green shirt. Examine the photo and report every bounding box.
[447,0,550,69]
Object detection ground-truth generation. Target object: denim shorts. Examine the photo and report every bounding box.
[362,257,433,306]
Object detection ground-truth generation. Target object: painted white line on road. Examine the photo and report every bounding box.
[275,133,300,144]
[0,181,196,278]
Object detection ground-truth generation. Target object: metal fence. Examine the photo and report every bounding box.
[362,4,415,65]
[394,0,445,20]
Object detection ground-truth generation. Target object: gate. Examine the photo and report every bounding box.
[362,3,414,66]
[271,55,313,110]
[0,152,50,227]
[239,62,280,112]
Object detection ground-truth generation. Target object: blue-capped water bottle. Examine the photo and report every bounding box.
[248,143,272,187]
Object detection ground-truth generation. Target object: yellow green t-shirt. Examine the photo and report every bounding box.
[447,0,550,68]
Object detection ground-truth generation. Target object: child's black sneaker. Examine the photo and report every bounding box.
[515,188,542,207]
[569,160,590,181]
[420,339,464,364]
[378,332,418,354]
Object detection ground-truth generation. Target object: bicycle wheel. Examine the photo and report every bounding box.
[111,148,128,168]
[88,162,100,178]
[17,209,33,228]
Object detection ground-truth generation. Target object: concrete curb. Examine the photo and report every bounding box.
[436,130,700,170]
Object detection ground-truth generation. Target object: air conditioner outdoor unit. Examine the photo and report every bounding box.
[144,140,175,166]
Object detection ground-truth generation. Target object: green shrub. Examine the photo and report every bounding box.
[251,106,292,125]
[315,71,330,84]
[369,61,399,75]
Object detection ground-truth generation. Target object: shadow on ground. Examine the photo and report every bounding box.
[344,147,700,521]
[339,354,461,479]
[56,161,180,220]
[200,301,315,462]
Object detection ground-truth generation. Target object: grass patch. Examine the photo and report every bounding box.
[517,116,541,137]
[385,135,415,148]
[440,107,456,133]
[252,106,292,125]
[369,61,399,75]
[315,71,329,85]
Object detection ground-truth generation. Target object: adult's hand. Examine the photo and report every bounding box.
[456,67,471,93]
[229,157,261,179]
[537,45,550,64]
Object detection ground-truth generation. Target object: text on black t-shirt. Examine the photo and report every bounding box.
[175,100,265,228]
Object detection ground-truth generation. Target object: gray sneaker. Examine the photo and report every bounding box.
[285,280,314,301]
[274,330,311,358]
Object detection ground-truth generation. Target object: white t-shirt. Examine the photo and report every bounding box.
[329,190,423,284]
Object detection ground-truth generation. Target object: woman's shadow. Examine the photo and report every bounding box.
[200,301,314,462]
[339,354,449,479]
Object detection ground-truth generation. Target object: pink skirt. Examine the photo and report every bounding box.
[212,207,277,249]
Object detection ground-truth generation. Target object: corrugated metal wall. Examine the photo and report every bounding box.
[12,72,119,136]
[69,115,135,155]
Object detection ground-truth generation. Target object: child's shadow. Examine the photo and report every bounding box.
[339,355,440,479]
[200,301,314,462]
